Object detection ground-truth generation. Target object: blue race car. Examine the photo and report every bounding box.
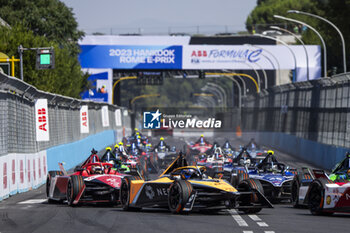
[227,150,297,203]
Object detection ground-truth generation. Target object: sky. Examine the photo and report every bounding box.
[60,0,257,35]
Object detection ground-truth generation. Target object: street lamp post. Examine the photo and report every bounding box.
[274,15,327,78]
[288,10,346,73]
[270,26,310,81]
[255,33,298,82]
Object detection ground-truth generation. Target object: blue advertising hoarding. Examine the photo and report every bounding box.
[79,45,182,69]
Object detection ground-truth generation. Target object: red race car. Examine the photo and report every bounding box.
[46,149,140,206]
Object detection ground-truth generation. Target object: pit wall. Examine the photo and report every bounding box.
[242,132,349,170]
[0,129,124,201]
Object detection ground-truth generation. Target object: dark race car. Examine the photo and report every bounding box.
[46,149,140,206]
[120,152,273,214]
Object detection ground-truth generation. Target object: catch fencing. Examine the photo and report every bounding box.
[241,72,350,149]
[0,73,131,155]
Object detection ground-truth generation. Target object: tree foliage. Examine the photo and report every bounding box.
[246,0,350,73]
[0,0,84,45]
[0,0,87,97]
[0,24,87,98]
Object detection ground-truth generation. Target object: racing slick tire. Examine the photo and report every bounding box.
[46,171,64,204]
[230,171,249,188]
[168,180,192,214]
[67,175,85,206]
[238,178,263,214]
[120,176,141,211]
[291,175,301,208]
[308,178,334,216]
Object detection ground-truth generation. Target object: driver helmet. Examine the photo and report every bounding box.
[91,165,103,174]
[114,143,119,149]
[199,134,205,145]
[134,128,139,132]
[181,169,195,179]
[160,137,164,141]
[267,150,274,155]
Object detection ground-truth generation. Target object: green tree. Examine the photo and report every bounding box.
[0,0,84,45]
[0,24,87,98]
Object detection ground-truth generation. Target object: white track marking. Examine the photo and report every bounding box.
[257,222,269,227]
[243,231,253,233]
[18,199,47,204]
[228,209,248,227]
[264,231,275,233]
[248,214,269,227]
[248,215,262,221]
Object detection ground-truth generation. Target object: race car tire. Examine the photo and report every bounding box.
[120,176,140,211]
[46,171,64,204]
[230,171,249,188]
[67,175,84,206]
[308,178,333,216]
[291,176,301,208]
[238,178,263,214]
[168,180,192,214]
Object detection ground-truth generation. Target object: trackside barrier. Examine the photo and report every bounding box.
[47,130,117,171]
[0,151,47,200]
[242,132,348,170]
[0,128,128,201]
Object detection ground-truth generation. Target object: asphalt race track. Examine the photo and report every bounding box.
[1,134,350,233]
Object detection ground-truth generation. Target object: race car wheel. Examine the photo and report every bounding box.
[308,179,333,216]
[230,171,249,188]
[238,178,263,214]
[168,180,192,214]
[291,176,300,208]
[67,175,84,206]
[120,176,140,211]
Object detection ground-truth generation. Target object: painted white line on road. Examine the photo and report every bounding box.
[264,231,275,233]
[228,209,248,227]
[243,231,253,233]
[248,214,262,221]
[257,222,269,227]
[18,199,46,204]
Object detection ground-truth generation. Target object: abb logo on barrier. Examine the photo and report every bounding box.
[35,99,49,141]
[38,108,47,131]
[82,112,87,126]
[80,105,89,133]
[191,50,208,57]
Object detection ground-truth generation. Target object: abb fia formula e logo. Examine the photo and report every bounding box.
[35,99,49,141]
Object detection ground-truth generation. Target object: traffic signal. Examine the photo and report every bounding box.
[36,48,55,70]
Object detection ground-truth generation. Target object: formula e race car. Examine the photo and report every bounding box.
[119,152,273,214]
[292,153,350,215]
[228,151,296,203]
[46,149,140,206]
